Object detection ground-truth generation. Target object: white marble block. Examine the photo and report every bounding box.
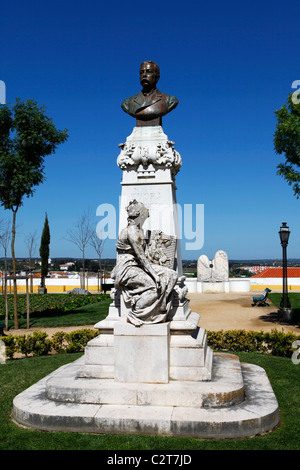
[114,321,170,383]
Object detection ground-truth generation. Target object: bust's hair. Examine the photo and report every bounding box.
[126,200,145,219]
[140,61,160,81]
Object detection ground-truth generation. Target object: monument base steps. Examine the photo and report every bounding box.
[12,352,279,439]
[12,310,279,439]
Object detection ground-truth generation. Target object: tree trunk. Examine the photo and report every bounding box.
[4,254,8,330]
[82,248,85,289]
[11,208,18,329]
[4,273,8,331]
[29,255,33,293]
[26,277,30,329]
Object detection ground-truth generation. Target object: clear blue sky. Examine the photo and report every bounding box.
[1,0,300,261]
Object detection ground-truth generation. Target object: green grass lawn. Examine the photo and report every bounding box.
[269,292,300,324]
[0,350,299,450]
[269,292,300,309]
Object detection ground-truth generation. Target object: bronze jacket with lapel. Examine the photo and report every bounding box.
[121,88,178,121]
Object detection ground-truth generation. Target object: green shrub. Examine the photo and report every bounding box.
[51,331,67,353]
[207,329,267,354]
[207,329,300,357]
[3,328,300,360]
[64,329,98,353]
[14,331,52,357]
[15,334,32,357]
[28,331,52,356]
[1,328,98,359]
[263,329,299,357]
[0,334,16,358]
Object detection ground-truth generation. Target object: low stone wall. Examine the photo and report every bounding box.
[0,277,108,293]
[3,276,300,294]
[250,277,300,291]
[184,278,251,293]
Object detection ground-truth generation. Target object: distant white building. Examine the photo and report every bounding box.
[241,266,272,274]
[36,258,52,266]
[59,262,75,271]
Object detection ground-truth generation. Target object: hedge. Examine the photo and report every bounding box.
[0,329,99,359]
[1,328,300,360]
[207,329,300,358]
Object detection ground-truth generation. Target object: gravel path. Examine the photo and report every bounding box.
[188,291,300,334]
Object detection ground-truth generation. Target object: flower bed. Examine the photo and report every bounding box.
[0,293,110,319]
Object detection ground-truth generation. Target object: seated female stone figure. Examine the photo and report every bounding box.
[111,200,178,326]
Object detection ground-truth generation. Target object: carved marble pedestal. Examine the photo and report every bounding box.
[117,125,182,273]
[76,294,213,384]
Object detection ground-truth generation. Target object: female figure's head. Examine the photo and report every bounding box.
[126,200,149,226]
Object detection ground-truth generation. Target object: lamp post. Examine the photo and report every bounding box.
[278,222,293,322]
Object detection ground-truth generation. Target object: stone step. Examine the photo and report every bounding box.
[170,345,213,381]
[12,353,279,439]
[45,353,244,408]
[78,324,212,381]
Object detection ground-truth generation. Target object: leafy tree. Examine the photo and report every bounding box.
[274,92,300,198]
[0,98,68,327]
[39,213,50,293]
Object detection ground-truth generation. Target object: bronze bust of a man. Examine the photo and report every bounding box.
[121,61,178,127]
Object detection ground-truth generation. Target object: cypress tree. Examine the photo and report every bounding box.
[39,213,50,293]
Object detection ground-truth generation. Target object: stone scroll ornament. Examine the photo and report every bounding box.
[117,140,182,174]
[111,200,183,326]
